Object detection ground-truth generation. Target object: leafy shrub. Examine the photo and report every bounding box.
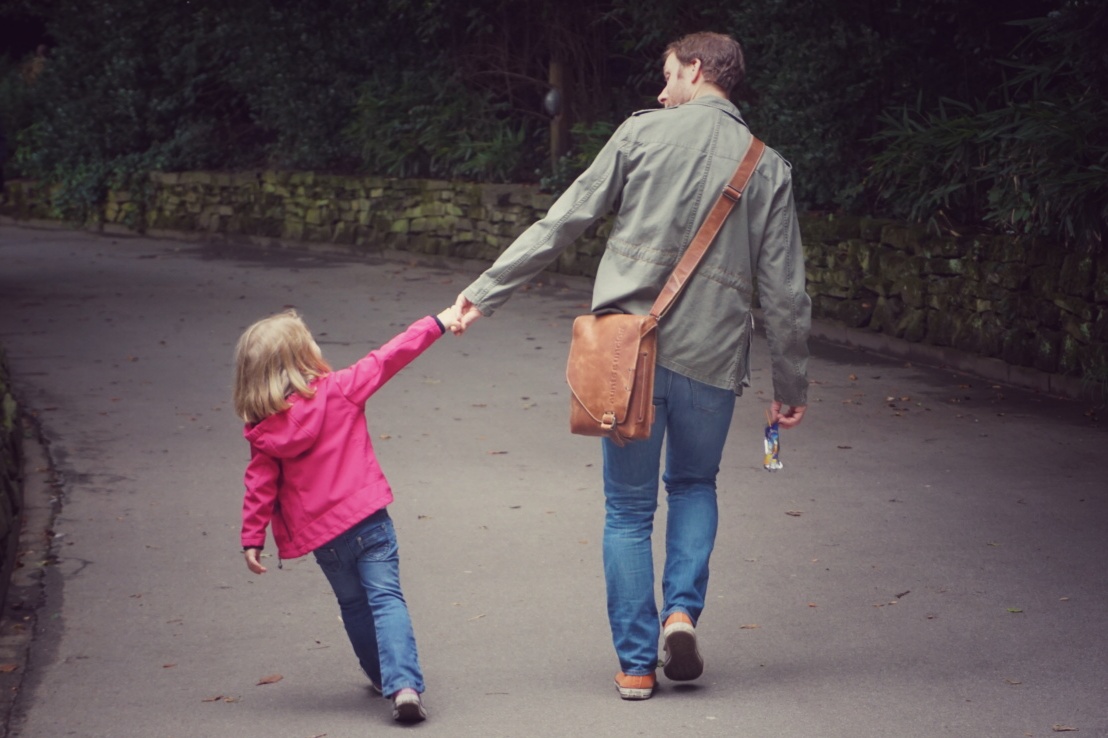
[344,68,542,183]
[865,2,1108,251]
[539,120,616,194]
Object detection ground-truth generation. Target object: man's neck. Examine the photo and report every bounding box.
[691,83,727,101]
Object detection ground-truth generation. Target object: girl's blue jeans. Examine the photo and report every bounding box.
[312,509,425,697]
[601,365,736,676]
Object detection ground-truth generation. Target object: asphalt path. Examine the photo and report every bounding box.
[0,223,1105,738]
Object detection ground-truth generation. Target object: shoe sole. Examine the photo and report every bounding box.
[393,701,427,723]
[663,623,703,681]
[392,693,427,722]
[615,681,654,700]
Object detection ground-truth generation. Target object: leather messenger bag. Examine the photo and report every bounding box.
[566,136,766,445]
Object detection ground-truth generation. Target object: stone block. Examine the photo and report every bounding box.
[926,309,958,346]
[880,224,930,254]
[896,309,928,343]
[1092,307,1108,342]
[1053,295,1095,323]
[1031,330,1063,373]
[1059,253,1096,298]
[858,217,894,241]
[985,262,1029,291]
[836,298,875,328]
[870,296,903,334]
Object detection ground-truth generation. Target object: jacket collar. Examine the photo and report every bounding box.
[684,95,747,126]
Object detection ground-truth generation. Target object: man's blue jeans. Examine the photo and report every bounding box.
[312,509,425,697]
[602,365,736,675]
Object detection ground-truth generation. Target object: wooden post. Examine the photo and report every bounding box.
[549,59,570,169]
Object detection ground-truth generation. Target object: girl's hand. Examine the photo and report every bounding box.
[437,305,462,333]
[244,547,267,574]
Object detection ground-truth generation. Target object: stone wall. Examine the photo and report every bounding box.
[2,173,1105,395]
[0,350,24,611]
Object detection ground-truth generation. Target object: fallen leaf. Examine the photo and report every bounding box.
[785,511,802,517]
[1007,607,1024,614]
[0,664,18,673]
[202,695,225,703]
[162,663,177,669]
[256,674,283,685]
[1005,678,1022,685]
[740,624,759,630]
[1051,725,1078,732]
[488,450,508,455]
[808,602,818,608]
[467,614,486,622]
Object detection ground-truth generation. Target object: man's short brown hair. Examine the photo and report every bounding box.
[664,32,745,94]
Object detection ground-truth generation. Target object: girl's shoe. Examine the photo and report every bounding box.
[392,688,427,723]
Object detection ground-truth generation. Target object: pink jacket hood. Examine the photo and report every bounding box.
[245,392,325,459]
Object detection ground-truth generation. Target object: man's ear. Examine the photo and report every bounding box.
[687,58,703,82]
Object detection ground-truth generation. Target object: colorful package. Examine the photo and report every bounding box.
[763,410,782,471]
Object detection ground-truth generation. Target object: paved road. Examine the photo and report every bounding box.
[0,223,1106,738]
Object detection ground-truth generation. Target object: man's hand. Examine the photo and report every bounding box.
[771,400,806,429]
[244,547,267,575]
[451,293,485,335]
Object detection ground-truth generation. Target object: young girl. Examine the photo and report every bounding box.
[234,306,459,723]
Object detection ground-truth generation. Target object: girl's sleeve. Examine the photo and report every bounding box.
[334,316,444,404]
[241,447,279,549]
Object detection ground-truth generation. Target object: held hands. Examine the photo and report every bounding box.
[436,304,462,333]
[449,292,485,335]
[244,547,267,575]
[770,400,807,429]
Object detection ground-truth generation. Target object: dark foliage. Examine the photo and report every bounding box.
[0,0,1102,249]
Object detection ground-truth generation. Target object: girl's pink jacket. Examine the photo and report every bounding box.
[240,316,444,559]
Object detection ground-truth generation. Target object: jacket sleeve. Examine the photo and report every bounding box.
[334,316,444,404]
[756,171,812,407]
[241,446,279,549]
[462,120,631,316]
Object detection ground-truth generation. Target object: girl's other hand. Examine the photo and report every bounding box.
[244,547,268,574]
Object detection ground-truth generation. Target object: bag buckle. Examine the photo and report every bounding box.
[600,411,616,430]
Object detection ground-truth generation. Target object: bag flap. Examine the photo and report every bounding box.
[566,314,656,424]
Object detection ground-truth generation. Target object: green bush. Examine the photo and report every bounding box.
[865,2,1108,252]
[344,68,541,183]
[0,57,36,181]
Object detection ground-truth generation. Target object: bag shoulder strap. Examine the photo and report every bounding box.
[649,137,766,320]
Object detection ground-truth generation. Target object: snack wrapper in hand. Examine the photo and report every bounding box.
[763,409,782,471]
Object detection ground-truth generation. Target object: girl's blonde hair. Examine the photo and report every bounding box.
[233,310,332,424]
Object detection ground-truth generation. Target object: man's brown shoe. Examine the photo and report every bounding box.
[662,612,703,681]
[614,671,656,700]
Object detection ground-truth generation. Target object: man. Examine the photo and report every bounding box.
[453,32,810,700]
